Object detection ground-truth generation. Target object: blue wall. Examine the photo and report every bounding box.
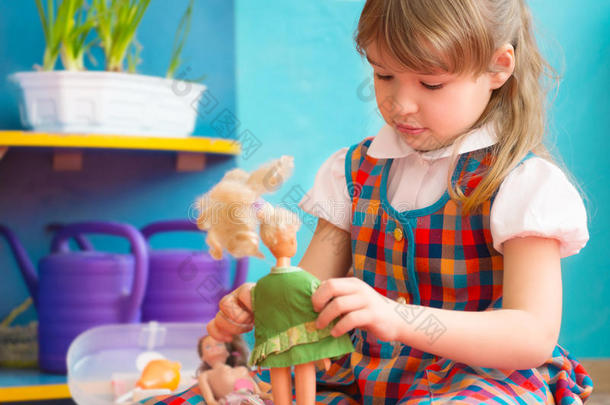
[529,1,610,358]
[234,0,610,359]
[0,1,236,323]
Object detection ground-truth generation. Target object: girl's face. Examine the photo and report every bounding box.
[200,336,229,366]
[366,42,508,152]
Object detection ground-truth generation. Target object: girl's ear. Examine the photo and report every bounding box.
[488,43,515,90]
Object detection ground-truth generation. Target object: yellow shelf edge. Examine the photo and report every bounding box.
[0,131,241,155]
[0,383,70,401]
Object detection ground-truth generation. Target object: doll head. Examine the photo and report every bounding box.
[197,334,249,374]
[195,156,295,259]
[258,206,301,260]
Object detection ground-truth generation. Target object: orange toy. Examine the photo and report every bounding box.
[135,359,182,391]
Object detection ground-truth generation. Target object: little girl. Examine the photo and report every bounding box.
[166,0,595,404]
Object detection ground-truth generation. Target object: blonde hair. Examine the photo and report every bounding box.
[259,206,302,247]
[355,0,558,214]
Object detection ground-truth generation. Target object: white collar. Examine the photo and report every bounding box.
[367,123,498,161]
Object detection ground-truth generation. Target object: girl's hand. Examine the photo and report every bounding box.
[312,277,402,342]
[206,283,255,342]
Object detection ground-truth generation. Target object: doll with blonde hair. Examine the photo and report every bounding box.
[246,205,354,405]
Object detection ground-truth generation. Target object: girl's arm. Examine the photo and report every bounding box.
[313,235,561,370]
[299,218,352,280]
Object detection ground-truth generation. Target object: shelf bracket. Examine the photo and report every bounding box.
[53,149,83,171]
[176,152,206,172]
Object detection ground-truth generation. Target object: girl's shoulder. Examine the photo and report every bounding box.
[298,146,352,232]
[491,156,588,258]
[499,155,580,196]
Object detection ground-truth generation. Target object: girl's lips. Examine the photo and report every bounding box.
[396,124,426,135]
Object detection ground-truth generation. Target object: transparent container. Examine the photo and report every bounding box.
[67,322,204,405]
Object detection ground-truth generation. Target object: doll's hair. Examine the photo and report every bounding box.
[355,0,559,214]
[195,156,295,259]
[259,206,302,247]
[197,335,250,375]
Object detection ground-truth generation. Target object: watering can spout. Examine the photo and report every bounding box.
[0,225,38,302]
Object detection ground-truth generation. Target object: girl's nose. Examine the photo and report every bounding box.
[389,85,419,117]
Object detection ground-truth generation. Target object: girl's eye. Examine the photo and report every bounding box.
[421,82,444,90]
[375,73,393,81]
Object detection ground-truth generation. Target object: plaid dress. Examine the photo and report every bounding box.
[305,138,593,404]
[141,138,593,404]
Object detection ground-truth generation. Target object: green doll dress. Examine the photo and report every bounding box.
[248,266,354,368]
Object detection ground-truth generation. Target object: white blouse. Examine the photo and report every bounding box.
[298,124,589,258]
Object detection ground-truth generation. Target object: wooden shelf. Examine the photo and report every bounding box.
[0,383,71,401]
[0,368,70,401]
[0,131,241,171]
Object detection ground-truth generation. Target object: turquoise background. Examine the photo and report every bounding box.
[0,0,608,363]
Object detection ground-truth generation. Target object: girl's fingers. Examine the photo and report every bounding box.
[218,291,254,325]
[311,277,359,312]
[315,293,364,330]
[330,309,371,337]
[208,310,252,342]
[206,318,232,342]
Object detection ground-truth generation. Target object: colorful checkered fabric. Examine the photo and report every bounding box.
[308,138,592,404]
[139,138,593,404]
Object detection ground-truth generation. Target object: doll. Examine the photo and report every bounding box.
[246,206,355,405]
[196,334,272,405]
[196,156,294,259]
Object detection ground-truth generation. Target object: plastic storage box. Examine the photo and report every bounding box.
[67,322,205,405]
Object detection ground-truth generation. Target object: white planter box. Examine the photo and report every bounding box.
[9,71,207,137]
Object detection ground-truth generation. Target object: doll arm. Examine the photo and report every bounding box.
[197,371,219,405]
[252,377,273,400]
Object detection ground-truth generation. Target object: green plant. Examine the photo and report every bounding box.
[166,0,194,79]
[36,0,95,71]
[60,1,98,70]
[126,37,142,73]
[92,0,151,72]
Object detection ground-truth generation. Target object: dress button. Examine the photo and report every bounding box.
[396,296,407,305]
[394,227,404,241]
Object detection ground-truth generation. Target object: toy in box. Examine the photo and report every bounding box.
[67,322,202,404]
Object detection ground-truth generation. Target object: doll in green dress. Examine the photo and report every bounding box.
[199,157,354,405]
[248,206,354,405]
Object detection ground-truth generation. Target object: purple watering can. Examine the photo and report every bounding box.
[140,220,248,323]
[0,222,148,374]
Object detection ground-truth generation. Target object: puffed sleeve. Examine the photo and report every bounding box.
[298,147,352,232]
[490,157,589,258]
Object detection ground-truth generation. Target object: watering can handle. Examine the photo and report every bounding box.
[141,220,201,241]
[46,223,95,251]
[141,220,248,292]
[50,222,148,323]
[0,225,38,300]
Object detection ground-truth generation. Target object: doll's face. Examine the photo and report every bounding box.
[266,226,298,258]
[200,336,229,366]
